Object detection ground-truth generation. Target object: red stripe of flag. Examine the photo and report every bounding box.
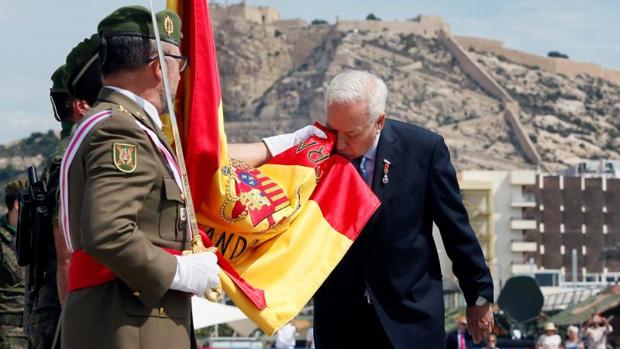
[181,0,222,208]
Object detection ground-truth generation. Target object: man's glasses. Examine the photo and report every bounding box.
[146,53,189,72]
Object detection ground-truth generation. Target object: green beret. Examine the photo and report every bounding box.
[50,65,67,93]
[5,179,28,196]
[64,34,101,95]
[98,6,182,46]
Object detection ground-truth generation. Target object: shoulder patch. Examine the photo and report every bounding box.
[113,143,137,173]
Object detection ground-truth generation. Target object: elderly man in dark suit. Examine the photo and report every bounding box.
[312,70,494,349]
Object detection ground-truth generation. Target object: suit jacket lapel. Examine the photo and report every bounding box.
[97,87,177,157]
[359,119,401,234]
[371,119,400,201]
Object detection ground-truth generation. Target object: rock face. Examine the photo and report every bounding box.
[211,7,619,171]
[3,6,619,181]
[470,50,620,170]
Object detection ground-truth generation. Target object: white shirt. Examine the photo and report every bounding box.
[357,135,380,186]
[275,323,297,349]
[538,334,562,349]
[105,85,162,130]
[305,327,315,349]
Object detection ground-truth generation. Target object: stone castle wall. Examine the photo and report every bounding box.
[456,36,620,86]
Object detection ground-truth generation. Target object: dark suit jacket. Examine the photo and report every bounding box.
[314,119,493,349]
[446,330,474,349]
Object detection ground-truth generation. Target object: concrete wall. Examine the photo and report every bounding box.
[456,35,620,86]
[504,102,543,166]
[210,3,280,24]
[438,32,512,101]
[439,32,544,167]
[336,15,450,38]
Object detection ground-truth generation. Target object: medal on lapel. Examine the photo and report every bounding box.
[382,159,391,184]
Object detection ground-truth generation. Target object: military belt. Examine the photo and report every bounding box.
[0,313,24,327]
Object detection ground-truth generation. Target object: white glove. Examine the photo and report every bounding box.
[263,125,327,157]
[169,252,220,296]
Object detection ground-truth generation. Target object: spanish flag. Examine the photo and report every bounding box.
[166,0,380,334]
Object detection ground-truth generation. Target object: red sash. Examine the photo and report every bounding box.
[68,248,182,292]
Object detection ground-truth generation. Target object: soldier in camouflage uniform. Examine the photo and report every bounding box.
[0,179,29,349]
[26,36,102,349]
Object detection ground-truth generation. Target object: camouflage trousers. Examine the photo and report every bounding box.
[0,325,28,349]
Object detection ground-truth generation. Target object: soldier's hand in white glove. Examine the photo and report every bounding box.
[169,252,220,297]
[262,125,327,157]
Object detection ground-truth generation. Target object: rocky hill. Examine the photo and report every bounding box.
[0,131,57,212]
[2,4,619,183]
[211,5,620,171]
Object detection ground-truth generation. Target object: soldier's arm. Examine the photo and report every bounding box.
[228,142,271,167]
[80,116,176,307]
[228,125,327,167]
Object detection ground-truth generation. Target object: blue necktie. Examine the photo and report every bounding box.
[353,156,369,183]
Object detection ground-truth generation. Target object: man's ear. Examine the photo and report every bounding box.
[72,99,90,118]
[375,113,386,132]
[149,59,163,82]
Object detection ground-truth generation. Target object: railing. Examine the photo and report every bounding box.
[542,286,605,311]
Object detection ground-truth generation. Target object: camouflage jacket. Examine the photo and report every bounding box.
[0,214,25,326]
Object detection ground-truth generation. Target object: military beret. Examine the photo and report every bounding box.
[5,179,28,196]
[50,65,68,93]
[98,6,182,46]
[64,34,101,95]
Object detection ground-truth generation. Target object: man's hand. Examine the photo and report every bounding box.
[263,125,327,157]
[466,303,494,344]
[169,252,221,297]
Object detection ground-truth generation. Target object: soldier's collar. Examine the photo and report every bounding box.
[103,86,162,131]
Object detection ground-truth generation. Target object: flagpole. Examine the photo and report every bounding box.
[146,0,222,302]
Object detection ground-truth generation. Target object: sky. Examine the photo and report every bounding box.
[0,0,618,144]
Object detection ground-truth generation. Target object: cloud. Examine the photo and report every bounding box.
[0,110,58,144]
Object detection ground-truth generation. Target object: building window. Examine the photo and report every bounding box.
[561,245,565,255]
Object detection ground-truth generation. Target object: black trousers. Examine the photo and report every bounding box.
[315,300,393,349]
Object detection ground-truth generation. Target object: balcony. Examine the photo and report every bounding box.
[510,170,536,185]
[511,241,537,252]
[511,193,537,208]
[510,219,537,230]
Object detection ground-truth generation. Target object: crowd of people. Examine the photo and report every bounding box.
[537,315,614,349]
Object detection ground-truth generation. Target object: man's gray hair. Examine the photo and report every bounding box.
[325,70,388,122]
